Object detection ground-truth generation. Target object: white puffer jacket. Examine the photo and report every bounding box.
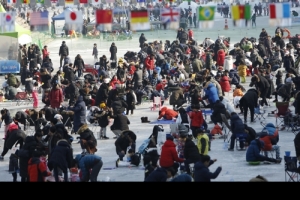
[224,55,233,71]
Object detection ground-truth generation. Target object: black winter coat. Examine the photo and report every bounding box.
[250,74,270,93]
[59,44,69,56]
[239,88,259,108]
[64,67,76,82]
[77,124,97,146]
[5,129,26,149]
[40,72,51,89]
[47,140,73,173]
[1,110,12,126]
[69,96,86,133]
[183,138,201,162]
[96,110,111,127]
[111,114,130,131]
[115,134,131,154]
[110,45,117,61]
[95,83,109,106]
[112,98,128,114]
[230,113,245,134]
[74,57,85,70]
[43,107,58,121]
[275,71,283,86]
[126,91,136,110]
[144,167,168,182]
[211,101,228,123]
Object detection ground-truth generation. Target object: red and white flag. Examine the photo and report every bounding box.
[160,7,180,29]
[65,10,83,29]
[96,10,112,31]
[92,0,101,5]
[79,0,88,3]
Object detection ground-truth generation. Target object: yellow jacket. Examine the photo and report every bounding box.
[197,134,209,155]
[233,88,244,97]
[237,65,247,77]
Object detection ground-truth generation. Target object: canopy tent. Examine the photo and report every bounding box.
[52,8,73,21]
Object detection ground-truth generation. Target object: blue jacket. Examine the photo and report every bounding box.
[246,140,265,162]
[75,154,102,181]
[205,83,219,104]
[194,161,222,182]
[264,123,276,136]
[230,113,245,134]
[229,69,240,85]
[144,167,168,182]
[69,96,86,132]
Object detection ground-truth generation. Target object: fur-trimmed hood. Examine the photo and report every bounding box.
[77,124,89,135]
[253,74,260,82]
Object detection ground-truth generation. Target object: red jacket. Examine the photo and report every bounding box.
[160,140,184,167]
[28,157,51,182]
[189,111,204,127]
[49,88,63,109]
[156,83,165,91]
[188,30,193,38]
[220,76,231,92]
[158,107,178,120]
[260,130,279,151]
[129,65,136,75]
[144,56,155,70]
[217,49,225,66]
[42,49,49,60]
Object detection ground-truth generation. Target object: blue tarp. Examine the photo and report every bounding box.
[51,8,73,21]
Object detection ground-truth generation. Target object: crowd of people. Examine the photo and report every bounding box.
[1,6,300,181]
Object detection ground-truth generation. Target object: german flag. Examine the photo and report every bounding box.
[130,10,149,23]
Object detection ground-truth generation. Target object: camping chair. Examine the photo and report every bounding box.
[284,156,300,182]
[235,133,248,150]
[275,102,290,127]
[220,113,231,143]
[254,107,266,121]
[151,96,161,111]
[15,92,33,106]
[202,109,213,120]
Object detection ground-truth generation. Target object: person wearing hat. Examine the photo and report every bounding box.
[59,41,69,68]
[196,128,210,156]
[159,134,184,174]
[179,132,202,175]
[94,103,111,139]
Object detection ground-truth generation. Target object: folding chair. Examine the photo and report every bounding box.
[235,133,248,150]
[275,102,289,127]
[15,92,33,106]
[284,156,300,182]
[220,113,231,143]
[151,96,161,111]
[201,109,213,120]
[254,107,266,121]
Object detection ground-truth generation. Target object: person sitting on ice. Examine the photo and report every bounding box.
[116,149,141,168]
[157,107,178,120]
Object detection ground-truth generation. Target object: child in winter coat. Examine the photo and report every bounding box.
[237,61,247,83]
[9,152,19,182]
[210,124,223,137]
[95,103,111,139]
[233,85,244,108]
[32,82,39,108]
[28,152,52,182]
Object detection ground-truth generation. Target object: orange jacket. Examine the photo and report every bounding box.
[233,88,244,97]
[211,124,223,135]
[158,107,178,120]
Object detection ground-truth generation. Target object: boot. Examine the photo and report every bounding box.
[144,117,150,123]
[141,117,145,123]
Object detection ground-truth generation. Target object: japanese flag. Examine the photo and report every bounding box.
[92,0,100,5]
[65,10,83,29]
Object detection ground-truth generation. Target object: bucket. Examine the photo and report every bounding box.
[285,151,291,157]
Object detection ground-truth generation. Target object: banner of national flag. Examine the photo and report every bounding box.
[130,10,150,31]
[65,0,73,4]
[160,7,180,30]
[92,0,100,4]
[79,0,88,3]
[30,11,49,31]
[36,0,44,3]
[269,3,291,26]
[65,10,83,30]
[231,5,251,20]
[21,0,30,4]
[96,9,112,31]
[1,12,16,32]
[198,6,215,29]
[7,0,16,4]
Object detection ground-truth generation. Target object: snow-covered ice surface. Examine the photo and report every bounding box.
[0,12,298,181]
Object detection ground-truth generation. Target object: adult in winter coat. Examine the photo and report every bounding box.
[63,64,76,83]
[95,80,109,106]
[7,73,18,87]
[74,54,85,78]
[160,135,184,172]
[229,69,240,86]
[110,42,117,61]
[40,68,52,94]
[115,130,136,161]
[68,95,86,133]
[283,52,295,72]
[176,107,191,131]
[192,57,203,73]
[132,65,143,90]
[228,112,245,150]
[217,49,225,67]
[1,109,13,136]
[110,113,130,138]
[239,88,259,123]
[25,74,33,94]
[14,111,29,131]
[169,88,185,109]
[49,83,63,109]
[144,167,173,182]
[211,100,228,125]
[77,123,97,154]
[244,124,257,145]
[158,107,178,120]
[246,139,281,163]
[59,41,69,68]
[139,33,147,48]
[205,77,223,97]
[179,133,201,175]
[249,74,270,106]
[205,52,213,70]
[75,154,103,182]
[47,139,73,182]
[219,75,231,94]
[203,83,219,105]
[111,96,128,114]
[125,88,136,115]
[194,155,222,182]
[0,123,26,159]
